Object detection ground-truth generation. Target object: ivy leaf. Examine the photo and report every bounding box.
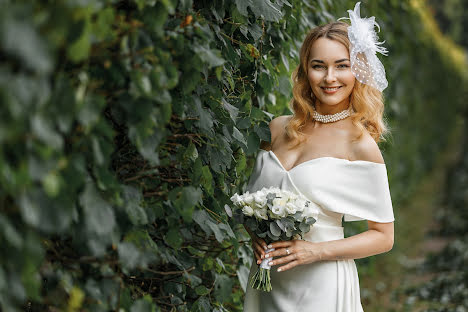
[193,96,214,135]
[254,123,271,142]
[236,265,250,292]
[248,23,263,41]
[1,13,53,73]
[130,296,156,312]
[214,274,233,302]
[235,152,246,172]
[18,189,74,233]
[193,210,213,236]
[67,16,91,62]
[193,43,225,68]
[201,166,213,195]
[192,296,211,312]
[195,285,210,296]
[31,114,63,150]
[164,228,183,249]
[246,132,260,155]
[235,0,283,22]
[208,222,226,243]
[122,185,148,225]
[232,126,247,146]
[118,242,141,271]
[79,181,116,236]
[221,98,239,121]
[172,186,203,223]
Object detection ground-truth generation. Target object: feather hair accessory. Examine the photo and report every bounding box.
[338,2,389,92]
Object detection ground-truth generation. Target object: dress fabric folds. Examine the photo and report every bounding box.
[243,150,395,312]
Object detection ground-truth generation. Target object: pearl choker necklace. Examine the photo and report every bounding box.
[313,105,354,123]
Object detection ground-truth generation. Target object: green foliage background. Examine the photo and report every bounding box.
[0,0,466,311]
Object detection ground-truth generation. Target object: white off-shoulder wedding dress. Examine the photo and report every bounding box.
[243,149,395,312]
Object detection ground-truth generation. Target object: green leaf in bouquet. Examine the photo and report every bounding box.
[281,217,295,231]
[286,216,297,229]
[233,210,244,224]
[224,204,232,217]
[257,231,267,238]
[306,217,316,225]
[245,217,257,231]
[293,211,303,221]
[269,222,281,237]
[298,222,311,233]
[267,231,279,241]
[275,219,286,232]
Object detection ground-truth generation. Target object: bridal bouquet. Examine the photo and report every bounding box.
[228,186,319,292]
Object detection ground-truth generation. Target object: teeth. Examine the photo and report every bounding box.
[323,87,340,91]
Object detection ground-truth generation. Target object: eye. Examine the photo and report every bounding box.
[337,64,350,69]
[312,65,325,69]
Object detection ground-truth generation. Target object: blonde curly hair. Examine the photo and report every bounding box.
[285,21,389,148]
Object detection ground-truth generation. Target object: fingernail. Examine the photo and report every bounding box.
[263,246,267,250]
[277,268,282,272]
[268,244,272,248]
[261,255,264,259]
[257,260,261,264]
[268,261,273,266]
[265,254,269,258]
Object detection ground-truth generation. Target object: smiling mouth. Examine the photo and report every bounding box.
[321,86,342,91]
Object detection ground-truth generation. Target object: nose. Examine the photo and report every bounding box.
[325,68,337,83]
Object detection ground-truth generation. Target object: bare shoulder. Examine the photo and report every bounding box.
[269,115,291,133]
[351,131,385,164]
[260,115,291,150]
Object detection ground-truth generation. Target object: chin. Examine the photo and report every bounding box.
[317,98,348,106]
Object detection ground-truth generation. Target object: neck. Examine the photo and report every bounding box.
[314,100,350,115]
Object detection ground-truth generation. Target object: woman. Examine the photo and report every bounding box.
[242,3,395,311]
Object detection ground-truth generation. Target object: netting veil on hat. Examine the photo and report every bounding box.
[338,2,388,92]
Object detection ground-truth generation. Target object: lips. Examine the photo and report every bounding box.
[321,86,342,94]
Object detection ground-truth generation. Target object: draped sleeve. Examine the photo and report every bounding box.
[309,160,395,223]
[241,150,395,223]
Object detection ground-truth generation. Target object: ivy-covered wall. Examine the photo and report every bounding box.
[0,0,466,311]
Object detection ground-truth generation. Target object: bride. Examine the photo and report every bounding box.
[242,3,395,311]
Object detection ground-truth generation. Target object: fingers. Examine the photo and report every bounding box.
[269,240,293,249]
[277,260,300,272]
[253,241,266,261]
[256,237,268,251]
[265,247,292,259]
[253,250,262,264]
[268,254,297,267]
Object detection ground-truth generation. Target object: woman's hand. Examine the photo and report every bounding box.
[265,240,324,272]
[245,226,268,265]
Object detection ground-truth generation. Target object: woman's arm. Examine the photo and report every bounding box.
[321,220,394,261]
[265,221,394,272]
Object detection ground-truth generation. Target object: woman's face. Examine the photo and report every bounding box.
[307,37,355,110]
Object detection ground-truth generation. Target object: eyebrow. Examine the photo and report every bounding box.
[310,58,350,64]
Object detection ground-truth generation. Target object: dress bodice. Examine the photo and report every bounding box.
[246,150,395,225]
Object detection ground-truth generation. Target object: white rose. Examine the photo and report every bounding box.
[242,205,254,216]
[243,193,255,205]
[285,202,297,214]
[268,187,280,193]
[253,192,267,208]
[273,197,287,207]
[230,193,242,206]
[271,204,286,218]
[294,198,307,212]
[303,201,320,218]
[254,208,268,220]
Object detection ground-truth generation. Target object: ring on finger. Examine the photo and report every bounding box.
[286,248,290,255]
